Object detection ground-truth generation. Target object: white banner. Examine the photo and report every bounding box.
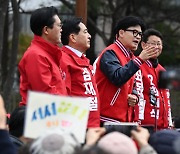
[24,91,89,143]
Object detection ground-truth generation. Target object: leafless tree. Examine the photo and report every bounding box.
[0,0,20,111]
[0,0,9,86]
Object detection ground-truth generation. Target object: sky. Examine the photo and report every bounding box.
[20,0,62,11]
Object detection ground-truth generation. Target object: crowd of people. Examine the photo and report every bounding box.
[1,6,180,154]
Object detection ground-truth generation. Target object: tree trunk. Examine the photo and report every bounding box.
[75,0,87,25]
[0,0,9,91]
[3,0,19,111]
[1,9,9,89]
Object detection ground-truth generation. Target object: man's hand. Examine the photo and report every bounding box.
[85,127,106,146]
[131,126,150,148]
[128,94,138,107]
[0,95,7,129]
[139,46,158,61]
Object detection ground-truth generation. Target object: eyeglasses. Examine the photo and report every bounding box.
[47,23,63,29]
[125,29,143,38]
[54,23,63,28]
[146,42,162,46]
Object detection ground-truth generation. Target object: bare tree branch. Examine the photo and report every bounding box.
[60,0,75,11]
[3,0,20,111]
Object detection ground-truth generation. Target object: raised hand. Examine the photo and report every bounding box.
[131,126,150,148]
[85,127,106,146]
[0,95,7,130]
[139,46,158,61]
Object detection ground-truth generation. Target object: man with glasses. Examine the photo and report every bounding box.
[18,6,67,106]
[135,28,173,130]
[94,16,158,124]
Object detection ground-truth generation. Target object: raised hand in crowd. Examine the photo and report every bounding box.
[0,95,16,154]
[85,127,106,147]
[0,95,7,130]
[131,126,157,154]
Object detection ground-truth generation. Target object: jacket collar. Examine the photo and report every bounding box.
[65,45,83,57]
[32,35,62,64]
[146,59,159,68]
[61,46,89,66]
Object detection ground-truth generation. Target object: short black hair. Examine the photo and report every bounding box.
[9,106,26,138]
[142,28,163,43]
[61,17,82,45]
[114,16,146,37]
[30,6,59,36]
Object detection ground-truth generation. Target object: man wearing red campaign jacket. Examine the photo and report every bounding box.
[94,16,158,124]
[135,29,172,130]
[60,17,100,128]
[18,7,67,106]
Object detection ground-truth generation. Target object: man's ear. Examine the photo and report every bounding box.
[42,26,49,35]
[69,33,76,43]
[118,29,125,38]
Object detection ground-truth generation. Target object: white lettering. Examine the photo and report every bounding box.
[84,82,96,95]
[87,97,98,111]
[135,70,145,120]
[82,68,91,81]
[150,109,159,119]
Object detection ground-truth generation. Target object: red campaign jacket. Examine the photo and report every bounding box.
[60,46,100,128]
[95,42,138,123]
[135,60,172,129]
[18,35,67,106]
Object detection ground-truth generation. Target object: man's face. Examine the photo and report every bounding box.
[73,22,91,53]
[46,15,62,45]
[144,35,163,58]
[118,25,142,51]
